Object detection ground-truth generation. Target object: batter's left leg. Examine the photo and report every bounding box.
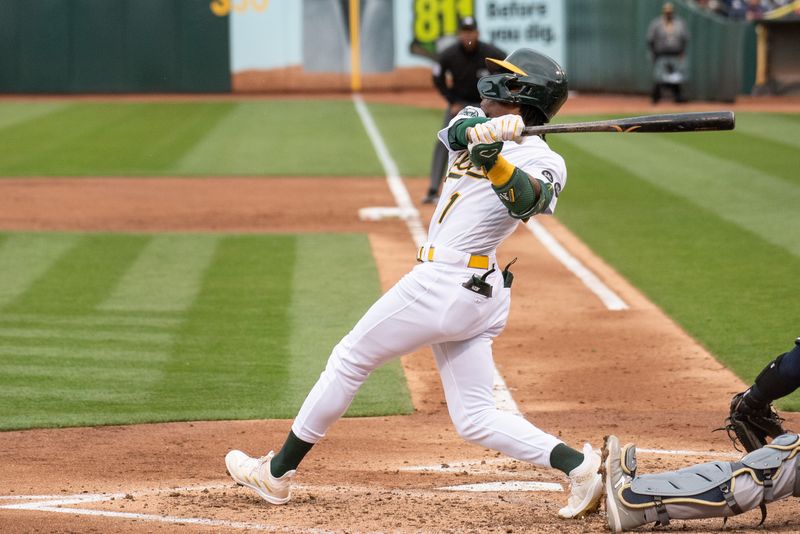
[433,335,563,465]
[433,335,602,518]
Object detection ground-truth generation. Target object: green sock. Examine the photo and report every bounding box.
[549,443,584,475]
[270,430,314,478]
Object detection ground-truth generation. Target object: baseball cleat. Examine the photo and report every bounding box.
[557,442,603,519]
[601,435,646,532]
[225,450,295,505]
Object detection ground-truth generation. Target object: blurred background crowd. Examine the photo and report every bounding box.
[693,0,800,19]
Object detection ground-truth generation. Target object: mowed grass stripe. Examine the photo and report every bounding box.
[175,101,383,176]
[0,102,69,131]
[0,102,234,176]
[288,234,412,417]
[666,119,800,188]
[366,102,443,177]
[0,385,152,403]
[0,313,182,329]
[732,113,800,152]
[99,234,220,312]
[0,345,168,363]
[0,234,80,309]
[0,363,163,381]
[4,233,150,314]
[550,138,800,409]
[152,235,297,418]
[0,327,172,345]
[557,131,800,257]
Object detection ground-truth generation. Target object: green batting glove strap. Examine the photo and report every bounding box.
[448,117,490,150]
[493,172,554,219]
[469,141,503,170]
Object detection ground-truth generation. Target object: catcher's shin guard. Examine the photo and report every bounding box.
[613,434,800,530]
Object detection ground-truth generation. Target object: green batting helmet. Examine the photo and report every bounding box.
[477,48,568,123]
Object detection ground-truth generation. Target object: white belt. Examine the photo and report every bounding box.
[416,243,494,270]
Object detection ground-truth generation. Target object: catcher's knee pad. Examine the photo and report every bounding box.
[618,434,800,526]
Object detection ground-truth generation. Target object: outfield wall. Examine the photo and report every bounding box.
[0,0,755,100]
[568,0,749,102]
[0,0,230,93]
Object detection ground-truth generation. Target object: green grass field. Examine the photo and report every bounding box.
[547,114,800,410]
[0,232,412,430]
[0,100,797,429]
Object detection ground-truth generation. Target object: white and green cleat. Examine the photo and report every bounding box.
[225,449,295,505]
[558,442,604,519]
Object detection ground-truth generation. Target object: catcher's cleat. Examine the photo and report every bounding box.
[602,435,646,532]
[225,450,295,505]
[557,442,603,519]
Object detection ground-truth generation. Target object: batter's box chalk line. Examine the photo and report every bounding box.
[0,445,739,530]
[0,480,562,532]
[0,484,336,533]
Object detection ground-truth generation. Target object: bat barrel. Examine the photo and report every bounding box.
[521,111,735,136]
[617,111,735,132]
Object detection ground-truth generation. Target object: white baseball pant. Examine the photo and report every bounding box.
[291,260,562,467]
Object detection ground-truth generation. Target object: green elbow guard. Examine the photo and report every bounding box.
[492,170,554,219]
[447,117,490,150]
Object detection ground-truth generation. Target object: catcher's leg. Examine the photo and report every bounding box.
[604,434,800,532]
[749,337,800,406]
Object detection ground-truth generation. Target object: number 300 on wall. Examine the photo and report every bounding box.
[210,0,270,16]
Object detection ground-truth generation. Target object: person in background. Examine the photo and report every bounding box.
[746,0,767,19]
[646,2,690,104]
[423,17,506,204]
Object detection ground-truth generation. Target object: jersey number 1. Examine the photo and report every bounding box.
[438,192,461,223]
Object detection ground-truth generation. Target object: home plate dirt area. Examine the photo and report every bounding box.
[0,176,798,533]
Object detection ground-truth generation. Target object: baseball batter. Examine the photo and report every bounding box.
[226,48,604,519]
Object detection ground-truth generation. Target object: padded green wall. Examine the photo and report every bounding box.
[566,0,750,102]
[0,0,230,93]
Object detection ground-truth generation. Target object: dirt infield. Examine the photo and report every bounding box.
[4,91,800,115]
[1,176,798,533]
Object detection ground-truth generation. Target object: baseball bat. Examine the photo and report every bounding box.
[521,111,735,136]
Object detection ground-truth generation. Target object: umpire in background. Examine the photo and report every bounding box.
[423,17,505,204]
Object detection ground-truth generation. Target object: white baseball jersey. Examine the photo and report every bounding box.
[290,106,570,476]
[429,106,567,255]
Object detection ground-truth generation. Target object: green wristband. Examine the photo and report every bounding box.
[447,117,490,150]
[469,141,503,170]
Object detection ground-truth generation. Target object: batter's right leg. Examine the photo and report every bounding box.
[228,268,445,503]
[291,275,440,443]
